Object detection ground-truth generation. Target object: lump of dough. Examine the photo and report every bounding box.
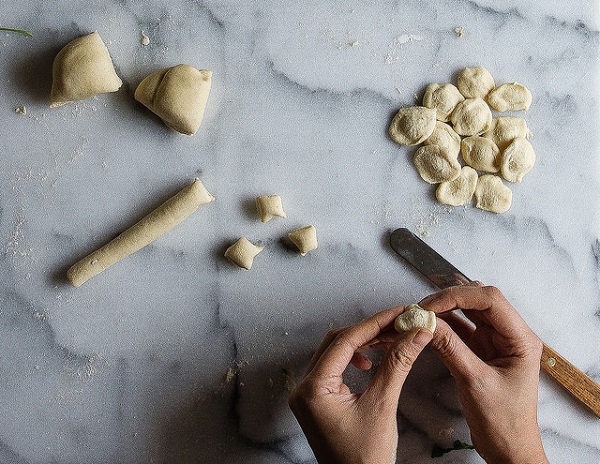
[413,145,461,184]
[422,83,464,122]
[461,136,500,173]
[256,195,287,223]
[436,166,478,206]
[288,225,318,256]
[450,98,492,136]
[388,106,437,146]
[394,304,436,334]
[474,175,512,213]
[225,237,263,270]
[483,117,530,151]
[487,82,532,112]
[135,64,212,135]
[456,66,495,99]
[500,138,536,183]
[424,122,461,158]
[50,31,122,107]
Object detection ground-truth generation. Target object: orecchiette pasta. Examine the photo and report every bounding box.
[456,66,495,99]
[424,122,461,158]
[483,117,530,150]
[474,174,513,213]
[500,138,536,183]
[388,106,437,146]
[461,136,500,173]
[413,145,461,184]
[436,166,478,206]
[394,304,436,334]
[422,83,464,122]
[487,82,532,112]
[450,98,492,136]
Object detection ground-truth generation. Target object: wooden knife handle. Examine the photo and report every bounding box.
[540,343,600,417]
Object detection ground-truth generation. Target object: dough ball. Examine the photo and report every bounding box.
[225,237,263,270]
[456,66,495,99]
[413,145,461,184]
[436,166,478,206]
[394,304,436,334]
[424,122,461,158]
[288,225,318,256]
[450,98,492,136]
[474,174,512,213]
[483,117,530,151]
[256,195,287,223]
[135,64,212,135]
[50,31,122,107]
[461,136,500,173]
[500,138,536,183]
[487,82,532,112]
[422,83,465,122]
[388,106,437,146]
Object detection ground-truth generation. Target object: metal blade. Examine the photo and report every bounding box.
[389,228,472,289]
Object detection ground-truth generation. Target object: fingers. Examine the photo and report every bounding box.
[308,306,406,380]
[420,285,531,339]
[362,328,432,408]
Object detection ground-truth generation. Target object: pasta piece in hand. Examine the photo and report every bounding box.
[394,304,436,334]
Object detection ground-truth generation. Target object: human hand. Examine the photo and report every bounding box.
[288,306,433,464]
[420,285,548,464]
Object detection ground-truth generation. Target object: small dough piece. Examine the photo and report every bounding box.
[50,31,122,107]
[500,138,536,183]
[256,195,287,223]
[225,237,263,270]
[424,121,461,158]
[450,98,492,136]
[474,174,512,213]
[288,225,318,256]
[413,145,461,184]
[422,83,465,122]
[394,304,436,334]
[436,166,478,206]
[135,64,212,135]
[388,106,437,146]
[456,66,495,99]
[483,117,530,151]
[487,82,532,112]
[461,136,501,173]
[67,178,214,287]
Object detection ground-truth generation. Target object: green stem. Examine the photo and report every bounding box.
[0,27,33,37]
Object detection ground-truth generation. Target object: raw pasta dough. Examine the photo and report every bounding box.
[436,166,478,206]
[394,304,436,334]
[225,237,263,270]
[135,64,212,135]
[500,138,536,182]
[67,178,214,287]
[256,195,287,222]
[474,174,512,213]
[50,31,122,107]
[388,106,437,145]
[487,82,532,112]
[456,66,495,99]
[413,145,461,184]
[288,225,318,256]
[422,83,464,122]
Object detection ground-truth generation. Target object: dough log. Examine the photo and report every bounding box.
[67,178,214,287]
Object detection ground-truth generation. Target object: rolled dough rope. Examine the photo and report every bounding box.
[67,178,214,287]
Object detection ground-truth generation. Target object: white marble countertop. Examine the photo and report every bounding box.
[1,1,599,462]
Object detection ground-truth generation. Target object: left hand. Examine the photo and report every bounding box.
[288,306,433,464]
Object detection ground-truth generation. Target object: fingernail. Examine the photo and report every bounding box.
[412,329,433,347]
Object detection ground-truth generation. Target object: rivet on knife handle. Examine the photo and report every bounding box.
[389,227,600,418]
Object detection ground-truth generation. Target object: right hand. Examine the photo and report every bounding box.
[420,285,548,464]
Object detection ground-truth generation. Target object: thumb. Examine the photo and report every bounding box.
[363,329,432,408]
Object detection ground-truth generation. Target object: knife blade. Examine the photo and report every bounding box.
[389,227,600,418]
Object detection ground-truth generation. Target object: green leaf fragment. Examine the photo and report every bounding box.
[0,27,33,37]
[431,440,475,458]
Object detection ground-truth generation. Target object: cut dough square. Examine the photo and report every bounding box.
[288,225,318,256]
[225,237,263,270]
[256,195,287,222]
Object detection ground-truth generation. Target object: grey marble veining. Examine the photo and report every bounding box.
[1,1,599,463]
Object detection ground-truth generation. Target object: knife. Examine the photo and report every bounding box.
[389,227,600,418]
